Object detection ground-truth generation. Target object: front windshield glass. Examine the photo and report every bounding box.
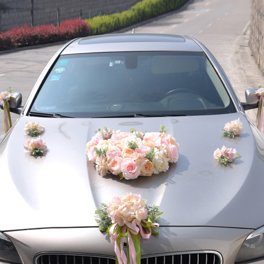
[29,51,236,117]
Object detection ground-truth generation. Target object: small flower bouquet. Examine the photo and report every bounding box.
[86,127,179,180]
[24,122,45,137]
[95,193,162,264]
[0,91,11,103]
[214,146,239,166]
[223,119,242,138]
[24,138,48,158]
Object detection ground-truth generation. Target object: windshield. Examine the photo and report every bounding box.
[29,51,236,117]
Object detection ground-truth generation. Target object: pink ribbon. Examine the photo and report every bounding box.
[138,224,152,240]
[257,97,264,134]
[109,221,157,264]
[127,231,137,264]
[3,99,12,133]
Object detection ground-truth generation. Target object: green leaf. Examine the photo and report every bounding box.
[95,147,107,157]
[95,204,112,233]
[160,125,167,133]
[223,130,235,138]
[146,148,155,161]
[31,148,45,158]
[128,141,138,150]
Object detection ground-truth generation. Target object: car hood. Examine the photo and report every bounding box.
[0,113,264,231]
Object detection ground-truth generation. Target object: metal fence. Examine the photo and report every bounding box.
[0,0,140,31]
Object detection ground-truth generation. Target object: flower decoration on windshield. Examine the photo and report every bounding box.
[86,127,179,180]
[24,122,45,137]
[223,118,243,138]
[213,146,239,166]
[95,193,162,264]
[0,91,12,133]
[24,138,48,158]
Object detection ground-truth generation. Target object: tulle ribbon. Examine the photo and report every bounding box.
[257,96,264,134]
[109,220,158,264]
[2,99,12,133]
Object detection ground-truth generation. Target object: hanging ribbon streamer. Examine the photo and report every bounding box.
[3,99,12,133]
[0,91,12,134]
[109,223,147,264]
[257,96,264,134]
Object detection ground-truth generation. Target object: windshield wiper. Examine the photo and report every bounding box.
[28,111,73,118]
[93,113,186,118]
[92,113,164,118]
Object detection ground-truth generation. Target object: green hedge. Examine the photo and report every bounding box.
[87,0,188,35]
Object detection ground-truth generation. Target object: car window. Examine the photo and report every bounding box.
[29,51,236,117]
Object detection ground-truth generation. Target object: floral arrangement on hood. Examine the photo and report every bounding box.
[214,145,239,166]
[24,122,47,158]
[24,122,45,137]
[223,118,243,138]
[86,127,179,180]
[24,138,48,158]
[0,91,12,133]
[95,193,162,264]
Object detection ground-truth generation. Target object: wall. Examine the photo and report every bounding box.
[0,0,139,31]
[250,0,264,75]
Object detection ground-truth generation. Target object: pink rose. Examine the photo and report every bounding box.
[140,159,154,176]
[161,133,176,145]
[142,132,161,148]
[167,144,179,163]
[106,147,122,160]
[121,158,140,180]
[108,156,122,175]
[111,131,130,140]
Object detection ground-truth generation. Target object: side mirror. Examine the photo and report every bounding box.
[0,92,22,114]
[241,87,259,110]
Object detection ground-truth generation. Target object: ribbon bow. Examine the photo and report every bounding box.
[109,220,158,264]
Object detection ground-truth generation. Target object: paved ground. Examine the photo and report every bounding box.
[0,0,264,133]
[131,0,264,123]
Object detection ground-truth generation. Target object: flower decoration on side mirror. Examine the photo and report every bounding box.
[255,87,264,97]
[0,91,11,104]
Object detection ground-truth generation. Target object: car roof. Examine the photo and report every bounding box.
[61,34,204,55]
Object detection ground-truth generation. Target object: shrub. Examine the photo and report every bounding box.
[58,19,90,40]
[0,19,90,51]
[87,0,188,35]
